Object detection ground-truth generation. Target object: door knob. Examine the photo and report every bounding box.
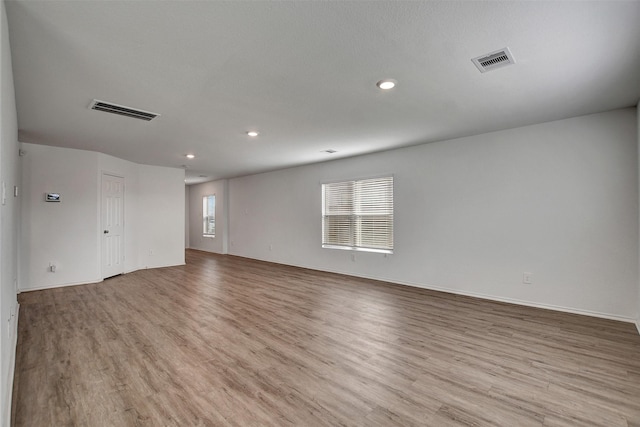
[104,230,109,234]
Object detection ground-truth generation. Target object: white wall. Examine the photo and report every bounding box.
[20,143,185,291]
[137,165,185,268]
[0,1,19,424]
[185,185,190,248]
[187,179,228,254]
[229,108,639,321]
[637,101,640,333]
[20,145,100,288]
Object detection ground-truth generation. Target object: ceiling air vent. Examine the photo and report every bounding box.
[89,99,160,121]
[471,47,515,73]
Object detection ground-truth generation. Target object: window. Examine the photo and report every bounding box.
[202,195,215,237]
[322,176,393,253]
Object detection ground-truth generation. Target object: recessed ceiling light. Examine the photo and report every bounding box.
[247,131,259,137]
[376,79,397,90]
[186,154,195,159]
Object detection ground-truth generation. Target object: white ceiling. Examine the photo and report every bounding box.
[6,1,640,184]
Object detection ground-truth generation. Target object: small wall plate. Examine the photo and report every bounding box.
[45,193,61,202]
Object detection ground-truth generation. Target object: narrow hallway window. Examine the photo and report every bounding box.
[203,195,215,237]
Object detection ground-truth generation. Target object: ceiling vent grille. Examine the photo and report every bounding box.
[471,47,515,73]
[89,100,160,121]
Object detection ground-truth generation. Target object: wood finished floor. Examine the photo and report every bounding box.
[12,250,640,426]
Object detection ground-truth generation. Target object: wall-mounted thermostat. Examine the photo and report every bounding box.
[45,193,61,202]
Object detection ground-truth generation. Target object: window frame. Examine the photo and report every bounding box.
[321,175,394,254]
[202,194,216,238]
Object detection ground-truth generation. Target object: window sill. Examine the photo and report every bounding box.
[322,244,393,255]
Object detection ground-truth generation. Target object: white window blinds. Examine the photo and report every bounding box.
[322,176,393,253]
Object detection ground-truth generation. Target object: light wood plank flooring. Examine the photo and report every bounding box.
[12,249,640,426]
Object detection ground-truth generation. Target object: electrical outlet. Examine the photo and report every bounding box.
[149,249,153,256]
[351,253,356,262]
[269,244,273,251]
[523,272,533,284]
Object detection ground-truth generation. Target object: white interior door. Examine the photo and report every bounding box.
[102,174,124,279]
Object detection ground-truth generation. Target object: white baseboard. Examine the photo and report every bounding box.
[187,246,226,255]
[18,278,103,293]
[4,302,19,427]
[228,253,636,324]
[636,319,640,335]
[381,276,636,323]
[18,260,188,293]
[141,262,186,270]
[372,279,634,323]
